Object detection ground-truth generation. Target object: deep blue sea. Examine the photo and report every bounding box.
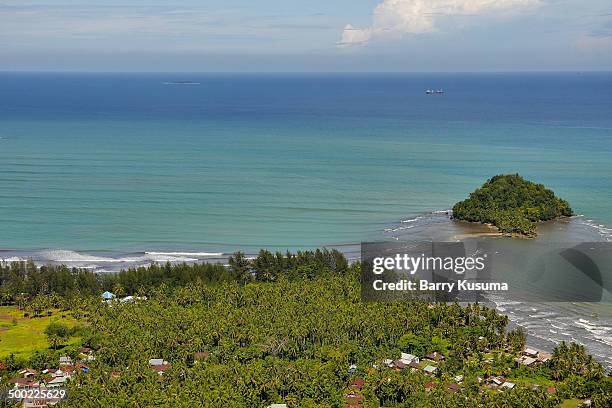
[1,72,612,367]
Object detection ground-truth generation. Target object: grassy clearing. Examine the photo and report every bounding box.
[506,373,555,388]
[0,306,81,359]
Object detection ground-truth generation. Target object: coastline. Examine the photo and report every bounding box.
[1,212,610,271]
[1,211,611,369]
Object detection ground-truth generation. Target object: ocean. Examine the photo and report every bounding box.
[1,72,611,366]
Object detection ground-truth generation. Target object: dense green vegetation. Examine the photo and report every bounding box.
[452,174,573,237]
[0,251,610,407]
[63,276,609,407]
[0,249,347,302]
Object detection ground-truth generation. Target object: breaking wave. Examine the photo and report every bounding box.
[1,248,228,273]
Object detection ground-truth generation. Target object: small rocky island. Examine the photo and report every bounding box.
[452,174,573,237]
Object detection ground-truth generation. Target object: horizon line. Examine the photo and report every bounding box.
[1,69,612,74]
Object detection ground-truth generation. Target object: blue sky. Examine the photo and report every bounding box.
[1,0,611,71]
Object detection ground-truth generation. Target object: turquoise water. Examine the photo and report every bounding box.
[0,73,611,256]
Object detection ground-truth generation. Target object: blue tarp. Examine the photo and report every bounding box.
[102,291,115,300]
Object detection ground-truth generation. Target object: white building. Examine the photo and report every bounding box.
[523,348,539,358]
[423,365,437,375]
[400,353,419,365]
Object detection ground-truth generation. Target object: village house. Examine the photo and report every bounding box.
[59,356,72,366]
[445,383,459,393]
[425,352,445,362]
[52,368,67,378]
[424,381,437,391]
[485,378,516,391]
[19,368,37,378]
[537,351,552,363]
[392,360,406,370]
[492,377,505,386]
[60,366,75,376]
[46,375,69,387]
[151,364,171,375]
[516,355,537,366]
[517,347,552,366]
[489,376,505,387]
[7,377,39,389]
[423,365,438,376]
[149,358,171,375]
[400,353,419,365]
[33,362,88,389]
[386,352,422,371]
[349,378,365,390]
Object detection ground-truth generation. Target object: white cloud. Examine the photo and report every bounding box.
[339,0,541,46]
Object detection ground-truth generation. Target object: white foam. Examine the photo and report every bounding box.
[385,225,415,233]
[142,254,197,262]
[1,256,27,263]
[494,300,521,306]
[145,251,223,257]
[36,249,204,265]
[40,250,130,263]
[579,218,612,238]
[431,209,451,214]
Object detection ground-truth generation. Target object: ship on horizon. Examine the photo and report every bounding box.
[162,81,201,85]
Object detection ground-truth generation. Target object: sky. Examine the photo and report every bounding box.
[1,0,611,72]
